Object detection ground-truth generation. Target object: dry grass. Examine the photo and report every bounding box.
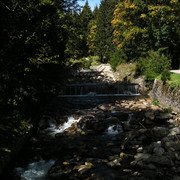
[115,63,137,82]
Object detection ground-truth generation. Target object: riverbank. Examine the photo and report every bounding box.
[6,96,180,179]
[1,63,180,179]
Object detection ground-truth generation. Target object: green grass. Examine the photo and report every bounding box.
[156,72,180,87]
[170,73,180,85]
[90,56,101,66]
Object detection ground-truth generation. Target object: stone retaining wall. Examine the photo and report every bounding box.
[151,79,180,112]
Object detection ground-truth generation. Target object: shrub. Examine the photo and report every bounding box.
[152,99,159,106]
[109,50,127,71]
[163,107,172,113]
[68,57,93,69]
[89,56,101,66]
[82,57,93,69]
[137,50,171,81]
[161,69,171,83]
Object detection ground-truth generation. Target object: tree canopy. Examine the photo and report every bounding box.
[0,0,179,123]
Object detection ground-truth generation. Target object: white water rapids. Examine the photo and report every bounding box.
[15,159,55,180]
[40,116,82,137]
[106,124,123,135]
[15,115,82,179]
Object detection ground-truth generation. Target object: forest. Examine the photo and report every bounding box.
[0,0,179,129]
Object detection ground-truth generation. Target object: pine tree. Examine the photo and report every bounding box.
[80,1,93,56]
[95,0,117,62]
[87,6,99,55]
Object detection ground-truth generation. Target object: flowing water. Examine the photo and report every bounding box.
[106,124,123,135]
[8,83,140,180]
[60,83,140,96]
[14,159,55,180]
[44,116,82,137]
[13,115,82,179]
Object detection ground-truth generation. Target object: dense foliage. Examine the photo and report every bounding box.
[137,50,171,81]
[0,0,78,120]
[109,50,127,71]
[94,0,117,62]
[66,1,93,59]
[0,0,179,124]
[112,0,180,69]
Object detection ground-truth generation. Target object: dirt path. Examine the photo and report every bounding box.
[170,70,180,74]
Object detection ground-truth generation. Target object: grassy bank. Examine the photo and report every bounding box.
[156,72,180,87]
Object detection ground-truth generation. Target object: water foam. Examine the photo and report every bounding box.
[15,159,55,180]
[106,124,123,135]
[46,116,82,136]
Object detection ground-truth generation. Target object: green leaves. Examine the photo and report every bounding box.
[0,0,78,119]
[94,0,117,61]
[137,50,171,80]
[112,0,180,67]
[109,50,127,71]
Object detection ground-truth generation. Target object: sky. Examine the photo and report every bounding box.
[78,0,101,11]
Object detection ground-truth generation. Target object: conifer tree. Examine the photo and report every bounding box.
[87,6,99,55]
[80,1,93,56]
[95,0,117,62]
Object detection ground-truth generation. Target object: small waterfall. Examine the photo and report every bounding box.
[127,113,133,124]
[60,83,140,96]
[15,159,55,180]
[106,124,123,135]
[45,116,82,136]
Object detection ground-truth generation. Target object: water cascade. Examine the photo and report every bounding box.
[15,159,55,180]
[59,83,140,97]
[40,116,82,137]
[106,124,123,135]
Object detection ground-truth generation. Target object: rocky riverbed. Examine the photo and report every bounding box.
[9,97,180,180]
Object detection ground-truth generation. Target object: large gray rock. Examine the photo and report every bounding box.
[156,113,172,121]
[170,127,180,135]
[153,147,165,155]
[134,153,151,161]
[145,155,173,167]
[145,111,155,120]
[162,135,180,150]
[151,127,169,139]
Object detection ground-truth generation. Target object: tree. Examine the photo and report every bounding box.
[80,1,93,56]
[87,6,99,55]
[0,0,78,119]
[65,1,93,58]
[95,0,117,62]
[112,0,180,66]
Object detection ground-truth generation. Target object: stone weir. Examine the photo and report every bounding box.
[58,83,140,104]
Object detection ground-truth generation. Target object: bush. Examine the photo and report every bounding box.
[152,99,159,106]
[161,69,171,83]
[137,50,171,80]
[82,57,93,69]
[68,57,93,69]
[109,50,127,71]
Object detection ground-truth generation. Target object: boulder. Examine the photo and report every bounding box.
[153,147,165,155]
[156,113,172,121]
[98,105,108,111]
[74,162,94,174]
[107,159,121,167]
[134,153,151,161]
[162,135,180,151]
[151,127,169,139]
[170,127,180,135]
[137,147,143,153]
[145,155,173,167]
[145,111,155,120]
